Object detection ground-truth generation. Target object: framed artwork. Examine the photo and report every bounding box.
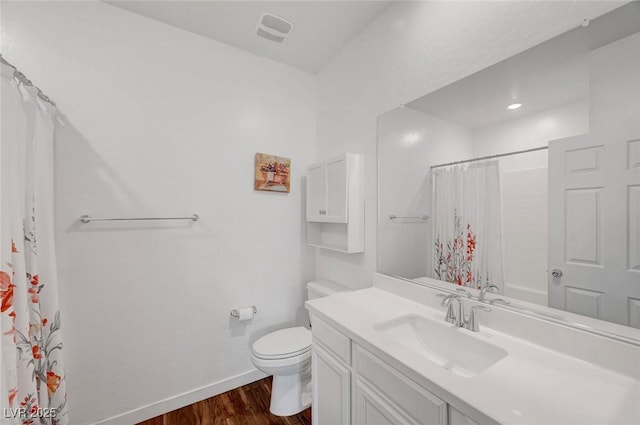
[254,153,291,192]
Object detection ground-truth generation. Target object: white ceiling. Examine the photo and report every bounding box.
[105,1,391,73]
[407,29,591,130]
[407,2,640,130]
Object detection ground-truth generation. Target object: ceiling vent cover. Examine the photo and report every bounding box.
[256,13,293,43]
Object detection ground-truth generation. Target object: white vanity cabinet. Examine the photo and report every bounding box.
[353,379,408,425]
[353,345,448,425]
[313,344,352,425]
[311,316,353,425]
[306,153,364,253]
[449,407,481,425]
[311,316,482,425]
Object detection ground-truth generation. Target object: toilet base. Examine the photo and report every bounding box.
[269,369,312,416]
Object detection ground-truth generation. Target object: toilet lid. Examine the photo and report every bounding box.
[253,327,312,359]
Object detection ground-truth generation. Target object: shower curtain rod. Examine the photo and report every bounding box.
[0,54,56,106]
[430,145,548,169]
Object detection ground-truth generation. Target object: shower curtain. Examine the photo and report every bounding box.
[1,63,67,424]
[432,161,504,291]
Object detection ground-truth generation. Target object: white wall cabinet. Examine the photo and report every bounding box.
[306,153,364,253]
[311,316,485,425]
[307,155,349,223]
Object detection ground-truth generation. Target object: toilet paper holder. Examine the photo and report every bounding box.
[230,306,257,319]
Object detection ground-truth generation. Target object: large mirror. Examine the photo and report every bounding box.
[377,2,640,339]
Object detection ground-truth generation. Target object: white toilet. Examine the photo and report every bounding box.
[251,280,349,416]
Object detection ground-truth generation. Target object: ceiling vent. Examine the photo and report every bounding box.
[256,13,293,43]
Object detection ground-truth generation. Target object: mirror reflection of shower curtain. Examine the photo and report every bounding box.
[432,161,504,291]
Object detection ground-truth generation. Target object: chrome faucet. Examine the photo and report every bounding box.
[438,293,494,332]
[439,294,464,327]
[479,284,511,305]
[479,284,499,301]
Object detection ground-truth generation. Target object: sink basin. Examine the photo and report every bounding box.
[375,315,507,377]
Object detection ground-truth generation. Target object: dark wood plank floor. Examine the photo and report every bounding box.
[137,377,312,425]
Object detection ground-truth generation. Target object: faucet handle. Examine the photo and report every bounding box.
[437,293,459,306]
[465,305,491,332]
[471,305,491,313]
[444,302,457,324]
[488,298,511,306]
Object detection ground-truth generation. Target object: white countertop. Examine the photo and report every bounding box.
[306,286,640,425]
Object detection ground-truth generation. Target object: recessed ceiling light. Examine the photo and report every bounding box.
[403,132,421,145]
[507,103,522,110]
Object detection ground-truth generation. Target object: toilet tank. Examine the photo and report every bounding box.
[307,280,350,300]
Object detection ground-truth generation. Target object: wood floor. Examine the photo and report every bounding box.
[137,377,312,425]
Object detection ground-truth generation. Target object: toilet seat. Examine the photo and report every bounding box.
[251,349,311,370]
[252,327,312,360]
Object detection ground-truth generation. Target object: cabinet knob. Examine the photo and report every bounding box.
[551,269,563,278]
[319,209,327,215]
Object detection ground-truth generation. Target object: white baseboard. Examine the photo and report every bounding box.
[92,368,267,425]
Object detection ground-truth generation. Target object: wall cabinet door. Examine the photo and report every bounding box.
[306,153,364,252]
[313,344,351,425]
[325,155,348,222]
[307,162,326,221]
[306,153,357,224]
[354,378,411,425]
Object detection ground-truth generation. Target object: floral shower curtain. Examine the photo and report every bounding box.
[432,161,504,291]
[1,63,67,424]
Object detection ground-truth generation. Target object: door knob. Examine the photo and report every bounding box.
[551,269,563,278]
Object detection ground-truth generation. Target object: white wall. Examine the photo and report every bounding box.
[1,2,316,424]
[377,107,472,279]
[315,0,623,290]
[472,100,590,171]
[589,31,640,130]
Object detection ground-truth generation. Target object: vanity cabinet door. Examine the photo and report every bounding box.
[354,378,410,425]
[448,407,481,425]
[354,345,448,425]
[313,343,351,425]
